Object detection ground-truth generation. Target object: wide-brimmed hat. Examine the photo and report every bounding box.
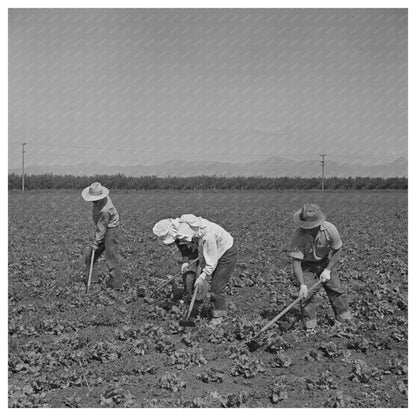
[175,222,195,241]
[180,214,203,228]
[153,219,178,244]
[82,182,109,202]
[293,203,325,229]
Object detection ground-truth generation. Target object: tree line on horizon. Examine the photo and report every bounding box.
[8,173,408,190]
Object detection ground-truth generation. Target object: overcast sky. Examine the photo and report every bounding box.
[8,8,407,169]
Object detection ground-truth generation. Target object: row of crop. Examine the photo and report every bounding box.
[8,173,408,190]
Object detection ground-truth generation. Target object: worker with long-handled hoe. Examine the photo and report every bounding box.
[154,215,237,327]
[82,182,123,292]
[153,218,202,302]
[290,203,352,333]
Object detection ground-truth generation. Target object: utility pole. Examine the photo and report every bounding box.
[22,142,26,192]
[320,154,326,191]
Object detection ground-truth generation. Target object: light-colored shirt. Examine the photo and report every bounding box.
[289,221,342,262]
[180,216,233,276]
[92,196,119,246]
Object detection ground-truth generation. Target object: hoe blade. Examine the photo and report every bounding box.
[179,320,196,328]
[246,339,263,352]
[136,287,146,298]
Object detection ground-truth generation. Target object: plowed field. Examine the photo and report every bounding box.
[8,190,408,408]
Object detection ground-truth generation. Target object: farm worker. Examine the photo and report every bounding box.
[152,218,201,300]
[82,182,123,290]
[154,215,238,325]
[290,203,352,331]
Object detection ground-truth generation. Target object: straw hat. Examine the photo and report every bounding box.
[293,203,325,229]
[82,182,109,202]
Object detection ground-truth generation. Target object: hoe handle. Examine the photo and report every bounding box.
[254,280,322,338]
[186,286,199,320]
[86,249,95,294]
[151,258,198,296]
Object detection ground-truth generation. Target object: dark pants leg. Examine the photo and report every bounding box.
[182,260,200,297]
[182,271,196,298]
[322,270,351,321]
[300,270,318,329]
[210,243,238,316]
[105,227,123,289]
[300,261,351,328]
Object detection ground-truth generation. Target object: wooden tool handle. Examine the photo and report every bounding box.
[254,279,322,338]
[151,258,199,296]
[186,286,199,320]
[86,249,95,294]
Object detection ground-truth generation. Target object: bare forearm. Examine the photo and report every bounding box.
[292,260,304,286]
[327,248,342,270]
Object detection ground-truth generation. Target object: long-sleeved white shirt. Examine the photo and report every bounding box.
[180,216,233,276]
[92,196,119,246]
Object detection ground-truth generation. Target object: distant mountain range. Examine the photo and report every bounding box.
[8,156,407,178]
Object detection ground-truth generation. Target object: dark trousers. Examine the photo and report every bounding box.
[85,227,123,289]
[210,242,238,315]
[182,261,201,297]
[301,260,351,328]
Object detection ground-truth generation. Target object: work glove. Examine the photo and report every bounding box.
[320,268,331,282]
[91,242,99,251]
[181,262,189,273]
[299,284,308,299]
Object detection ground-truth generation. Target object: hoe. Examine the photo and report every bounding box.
[85,249,95,294]
[246,280,323,351]
[179,285,198,327]
[148,258,199,298]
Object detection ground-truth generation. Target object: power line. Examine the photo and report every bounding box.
[7,142,302,158]
[7,141,401,162]
[7,143,320,160]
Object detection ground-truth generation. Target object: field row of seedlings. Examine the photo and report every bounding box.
[8,190,408,407]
